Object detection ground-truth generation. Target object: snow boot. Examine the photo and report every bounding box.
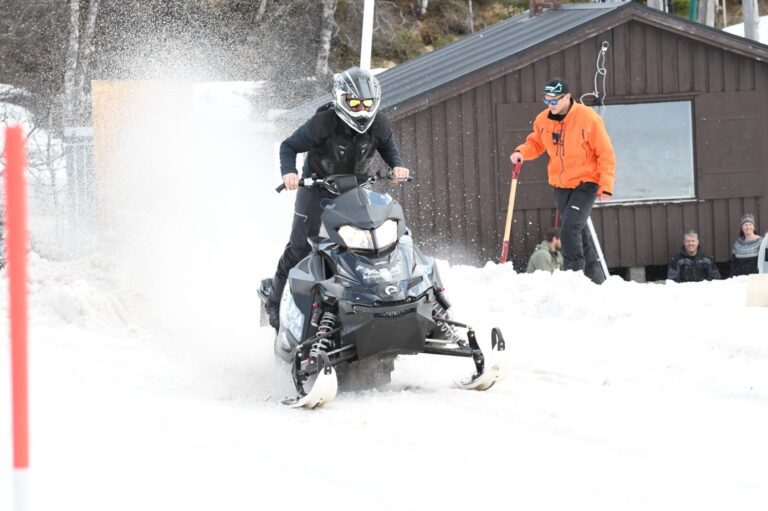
[259,279,280,331]
[265,299,280,331]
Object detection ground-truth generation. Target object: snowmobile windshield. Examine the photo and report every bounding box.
[359,188,392,206]
[321,185,406,253]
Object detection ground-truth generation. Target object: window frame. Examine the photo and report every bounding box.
[594,97,697,207]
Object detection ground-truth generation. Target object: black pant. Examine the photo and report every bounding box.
[270,186,333,305]
[554,182,605,284]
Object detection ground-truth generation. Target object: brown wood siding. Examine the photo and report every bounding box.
[757,65,768,235]
[460,90,481,263]
[390,19,768,272]
[430,102,449,255]
[695,91,762,199]
[445,96,467,258]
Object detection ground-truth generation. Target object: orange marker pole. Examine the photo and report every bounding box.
[5,125,29,510]
[499,162,522,264]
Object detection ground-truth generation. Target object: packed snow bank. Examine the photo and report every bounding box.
[1,253,767,511]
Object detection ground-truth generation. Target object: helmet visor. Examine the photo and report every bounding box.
[349,76,377,99]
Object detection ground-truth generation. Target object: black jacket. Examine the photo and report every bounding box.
[729,236,763,277]
[730,255,759,277]
[667,249,721,282]
[279,107,404,178]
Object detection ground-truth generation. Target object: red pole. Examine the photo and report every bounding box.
[5,125,29,507]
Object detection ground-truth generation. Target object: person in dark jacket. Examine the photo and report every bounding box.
[262,67,410,330]
[526,227,563,273]
[730,213,764,277]
[667,229,721,282]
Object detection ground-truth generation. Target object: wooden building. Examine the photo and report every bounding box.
[288,1,768,275]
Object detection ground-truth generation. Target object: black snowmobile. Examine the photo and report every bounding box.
[258,173,505,408]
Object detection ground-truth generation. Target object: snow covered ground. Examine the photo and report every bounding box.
[724,14,768,43]
[1,84,768,511]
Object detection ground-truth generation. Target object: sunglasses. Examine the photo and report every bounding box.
[347,98,374,109]
[543,95,565,106]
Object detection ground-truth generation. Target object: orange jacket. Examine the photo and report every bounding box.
[515,101,616,196]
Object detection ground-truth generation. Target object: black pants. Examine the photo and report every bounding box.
[554,182,605,284]
[270,186,333,305]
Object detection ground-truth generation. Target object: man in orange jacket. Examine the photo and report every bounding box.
[510,77,616,284]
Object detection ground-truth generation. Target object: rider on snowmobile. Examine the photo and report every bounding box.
[263,67,410,330]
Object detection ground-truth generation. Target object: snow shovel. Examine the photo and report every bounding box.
[500,162,523,264]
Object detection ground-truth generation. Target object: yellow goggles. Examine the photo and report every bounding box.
[347,98,374,109]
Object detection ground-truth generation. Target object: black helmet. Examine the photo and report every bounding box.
[332,67,382,134]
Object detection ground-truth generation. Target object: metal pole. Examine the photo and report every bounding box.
[587,216,610,281]
[360,0,375,70]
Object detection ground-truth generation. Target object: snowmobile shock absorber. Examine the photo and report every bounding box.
[434,287,452,311]
[432,302,462,344]
[310,312,338,356]
[317,312,337,337]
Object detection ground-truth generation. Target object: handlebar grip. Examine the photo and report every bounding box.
[276,177,308,192]
[383,172,413,183]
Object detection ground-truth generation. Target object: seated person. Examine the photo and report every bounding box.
[730,213,764,277]
[526,227,563,273]
[667,229,721,282]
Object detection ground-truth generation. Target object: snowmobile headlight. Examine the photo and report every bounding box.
[338,225,374,250]
[373,220,398,250]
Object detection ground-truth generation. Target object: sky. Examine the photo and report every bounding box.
[1,83,767,511]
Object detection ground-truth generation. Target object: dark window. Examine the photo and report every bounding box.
[601,101,695,203]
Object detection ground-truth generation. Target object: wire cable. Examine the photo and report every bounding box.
[580,41,609,118]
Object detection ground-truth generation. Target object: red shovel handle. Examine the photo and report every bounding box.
[500,162,523,263]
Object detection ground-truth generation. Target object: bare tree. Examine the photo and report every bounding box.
[416,0,429,18]
[62,0,80,126]
[315,0,337,78]
[743,0,760,41]
[74,0,99,121]
[62,0,100,127]
[255,0,270,24]
[697,0,715,27]
[468,0,474,32]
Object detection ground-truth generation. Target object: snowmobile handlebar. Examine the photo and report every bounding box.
[275,172,412,193]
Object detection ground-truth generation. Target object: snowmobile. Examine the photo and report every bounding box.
[258,173,505,408]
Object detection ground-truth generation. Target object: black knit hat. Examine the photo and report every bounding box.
[544,78,569,96]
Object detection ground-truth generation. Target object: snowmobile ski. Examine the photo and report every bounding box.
[282,351,338,409]
[457,327,505,390]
